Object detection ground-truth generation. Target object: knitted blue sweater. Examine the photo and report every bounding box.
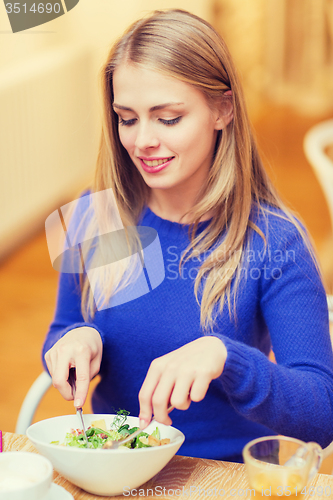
[42,205,333,462]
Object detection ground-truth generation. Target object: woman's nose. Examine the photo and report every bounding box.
[134,122,159,150]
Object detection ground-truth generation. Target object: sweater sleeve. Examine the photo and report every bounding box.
[41,191,106,371]
[41,270,105,372]
[216,219,333,448]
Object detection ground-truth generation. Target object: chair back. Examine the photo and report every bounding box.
[304,120,333,326]
[15,371,52,435]
[304,119,333,230]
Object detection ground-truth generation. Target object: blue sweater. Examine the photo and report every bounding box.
[42,205,333,462]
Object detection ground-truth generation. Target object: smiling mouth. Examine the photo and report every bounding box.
[141,157,174,167]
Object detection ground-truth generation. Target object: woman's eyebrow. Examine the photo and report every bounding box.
[113,102,184,112]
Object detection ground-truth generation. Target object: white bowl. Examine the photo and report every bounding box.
[27,414,185,496]
[0,451,53,500]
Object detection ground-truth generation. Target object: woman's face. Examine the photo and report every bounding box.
[112,64,229,200]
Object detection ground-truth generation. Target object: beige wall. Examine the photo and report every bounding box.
[71,0,213,66]
[0,0,213,149]
[0,0,212,69]
[0,0,213,126]
[0,0,212,254]
[212,0,333,117]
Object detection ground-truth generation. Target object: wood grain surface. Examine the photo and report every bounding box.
[2,432,333,500]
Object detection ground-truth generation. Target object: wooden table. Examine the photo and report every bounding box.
[3,432,333,499]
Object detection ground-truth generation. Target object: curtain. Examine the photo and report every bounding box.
[211,0,333,116]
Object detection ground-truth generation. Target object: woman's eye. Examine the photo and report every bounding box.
[159,117,182,126]
[118,116,181,126]
[119,117,136,126]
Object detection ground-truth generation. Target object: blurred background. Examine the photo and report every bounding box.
[0,0,333,464]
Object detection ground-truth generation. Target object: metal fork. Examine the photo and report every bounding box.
[68,367,91,448]
[103,405,174,450]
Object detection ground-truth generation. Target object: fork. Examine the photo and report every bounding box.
[68,367,91,448]
[103,405,174,450]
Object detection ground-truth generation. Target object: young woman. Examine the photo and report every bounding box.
[43,9,333,462]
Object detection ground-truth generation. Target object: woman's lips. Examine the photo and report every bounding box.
[139,156,174,173]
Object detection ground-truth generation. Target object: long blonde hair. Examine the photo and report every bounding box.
[80,9,315,329]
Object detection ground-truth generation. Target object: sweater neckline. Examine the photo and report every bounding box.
[140,206,212,239]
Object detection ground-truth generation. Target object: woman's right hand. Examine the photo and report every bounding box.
[44,326,103,407]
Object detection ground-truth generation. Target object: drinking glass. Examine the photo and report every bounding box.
[243,436,322,499]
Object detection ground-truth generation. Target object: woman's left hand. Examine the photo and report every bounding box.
[138,336,227,428]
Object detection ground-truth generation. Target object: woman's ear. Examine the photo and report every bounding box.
[214,90,233,130]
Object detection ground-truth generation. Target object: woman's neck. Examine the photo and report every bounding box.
[148,190,214,224]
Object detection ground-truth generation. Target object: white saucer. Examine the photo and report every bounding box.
[44,483,74,499]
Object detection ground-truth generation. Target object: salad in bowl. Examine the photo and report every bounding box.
[53,410,171,449]
[27,411,185,496]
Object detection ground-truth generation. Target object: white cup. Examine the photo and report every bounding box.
[0,452,53,500]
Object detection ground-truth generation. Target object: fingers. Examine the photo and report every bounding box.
[139,359,194,427]
[138,337,227,427]
[149,373,175,426]
[44,327,103,407]
[45,346,73,401]
[170,375,192,410]
[138,359,162,428]
[190,375,211,403]
[71,349,91,407]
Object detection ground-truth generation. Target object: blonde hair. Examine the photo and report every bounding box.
[80,9,316,329]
